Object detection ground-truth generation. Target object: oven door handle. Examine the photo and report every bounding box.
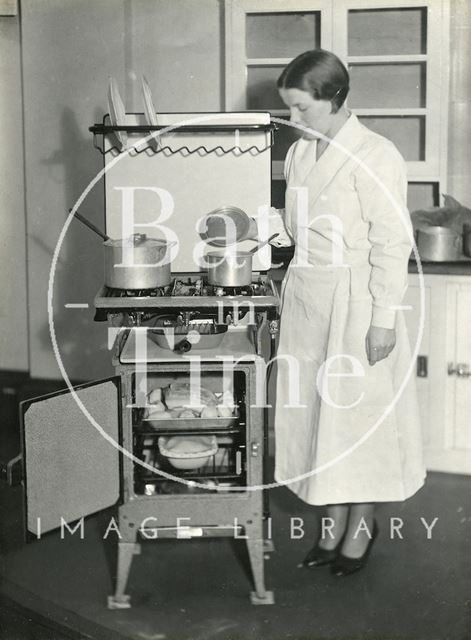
[1,453,23,486]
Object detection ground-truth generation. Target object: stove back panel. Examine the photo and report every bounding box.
[103,113,272,274]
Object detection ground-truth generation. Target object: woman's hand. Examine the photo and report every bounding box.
[365,325,396,366]
[246,216,259,240]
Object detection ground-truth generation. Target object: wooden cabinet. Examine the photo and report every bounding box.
[404,273,471,474]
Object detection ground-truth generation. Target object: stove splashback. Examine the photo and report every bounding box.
[103,112,272,274]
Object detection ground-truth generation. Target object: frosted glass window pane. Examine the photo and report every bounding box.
[407,182,439,212]
[349,63,426,108]
[348,8,427,55]
[247,66,286,110]
[246,12,320,58]
[359,116,425,161]
[272,117,301,161]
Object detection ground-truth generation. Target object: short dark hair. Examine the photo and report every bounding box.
[277,49,350,113]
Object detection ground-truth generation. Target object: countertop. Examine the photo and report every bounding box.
[269,253,471,281]
[408,258,471,275]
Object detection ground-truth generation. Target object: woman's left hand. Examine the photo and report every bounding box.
[366,325,396,366]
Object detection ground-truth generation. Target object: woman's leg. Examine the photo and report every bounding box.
[340,502,375,558]
[318,504,350,550]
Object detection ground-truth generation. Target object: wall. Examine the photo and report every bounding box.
[9,0,469,379]
[0,13,28,371]
[127,0,222,112]
[21,0,221,380]
[447,0,471,206]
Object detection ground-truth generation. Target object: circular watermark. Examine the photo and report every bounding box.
[48,112,425,494]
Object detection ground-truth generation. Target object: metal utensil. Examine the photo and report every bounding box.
[108,77,127,151]
[69,208,109,241]
[141,75,159,151]
[248,233,279,254]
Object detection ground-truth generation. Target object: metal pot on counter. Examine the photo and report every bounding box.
[463,223,471,258]
[416,226,462,262]
[104,233,174,289]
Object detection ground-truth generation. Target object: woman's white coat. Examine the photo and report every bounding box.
[269,114,425,505]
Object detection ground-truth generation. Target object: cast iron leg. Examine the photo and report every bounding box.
[245,522,275,605]
[107,540,141,610]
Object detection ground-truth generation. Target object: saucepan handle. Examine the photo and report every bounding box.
[248,233,279,254]
[69,208,110,242]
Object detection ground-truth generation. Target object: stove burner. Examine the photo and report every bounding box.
[210,285,255,297]
[101,279,273,299]
[171,278,270,298]
[95,276,279,313]
[103,285,172,298]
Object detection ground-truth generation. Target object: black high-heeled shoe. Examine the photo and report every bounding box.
[300,529,347,569]
[331,520,379,577]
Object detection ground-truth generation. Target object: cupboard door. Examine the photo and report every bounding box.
[403,278,433,448]
[446,283,471,459]
[408,275,471,475]
[22,378,121,535]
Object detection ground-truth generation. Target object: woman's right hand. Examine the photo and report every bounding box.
[365,325,396,366]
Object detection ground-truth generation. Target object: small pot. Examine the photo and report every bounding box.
[206,250,253,287]
[104,233,173,289]
[417,226,462,262]
[205,234,278,286]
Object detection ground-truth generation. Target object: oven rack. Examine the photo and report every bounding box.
[137,471,243,482]
[89,123,276,157]
[134,434,245,482]
[135,426,243,436]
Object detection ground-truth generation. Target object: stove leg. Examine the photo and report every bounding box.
[245,523,275,605]
[108,541,140,610]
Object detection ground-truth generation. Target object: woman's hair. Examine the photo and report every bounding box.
[277,49,349,113]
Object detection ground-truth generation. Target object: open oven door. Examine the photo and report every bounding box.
[21,377,121,537]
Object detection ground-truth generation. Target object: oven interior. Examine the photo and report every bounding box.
[132,371,248,495]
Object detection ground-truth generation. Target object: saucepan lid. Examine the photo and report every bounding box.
[199,205,251,246]
[104,234,174,248]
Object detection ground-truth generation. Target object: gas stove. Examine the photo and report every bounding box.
[94,274,279,311]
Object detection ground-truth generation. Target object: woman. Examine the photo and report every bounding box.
[261,50,425,575]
